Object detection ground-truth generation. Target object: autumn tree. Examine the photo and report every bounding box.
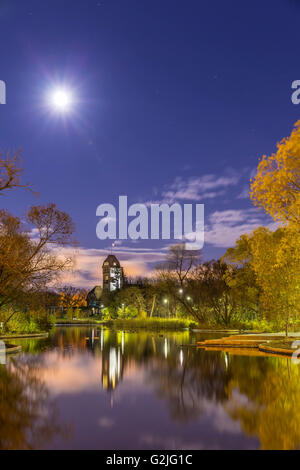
[225,227,300,335]
[0,150,34,195]
[250,120,300,228]
[0,204,75,328]
[250,227,300,335]
[58,286,88,309]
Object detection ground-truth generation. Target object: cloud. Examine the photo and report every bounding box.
[52,244,165,288]
[52,208,278,288]
[161,174,240,203]
[205,209,278,248]
[237,186,250,199]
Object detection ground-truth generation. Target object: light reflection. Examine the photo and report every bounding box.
[6,327,300,450]
[102,347,122,391]
[179,349,184,366]
[224,352,229,369]
[121,331,125,354]
[100,329,104,351]
[164,338,168,359]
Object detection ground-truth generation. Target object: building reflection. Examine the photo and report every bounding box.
[84,328,125,392]
[85,328,179,394]
[13,326,300,449]
[101,347,123,391]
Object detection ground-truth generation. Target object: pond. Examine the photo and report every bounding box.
[0,326,299,450]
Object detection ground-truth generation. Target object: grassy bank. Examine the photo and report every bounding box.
[54,316,292,333]
[55,318,105,325]
[55,317,198,330]
[103,318,199,330]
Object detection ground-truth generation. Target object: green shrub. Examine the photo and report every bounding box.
[0,307,54,334]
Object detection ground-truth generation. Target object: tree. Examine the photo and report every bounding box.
[156,244,203,322]
[143,281,158,318]
[116,286,146,318]
[250,120,300,228]
[190,260,238,326]
[58,286,88,309]
[163,244,201,287]
[0,204,75,328]
[225,227,300,335]
[222,235,261,320]
[249,227,300,335]
[0,150,34,195]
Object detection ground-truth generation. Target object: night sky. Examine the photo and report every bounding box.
[0,0,299,287]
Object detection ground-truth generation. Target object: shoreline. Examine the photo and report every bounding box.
[0,332,49,353]
[198,333,300,358]
[4,343,22,354]
[0,332,49,340]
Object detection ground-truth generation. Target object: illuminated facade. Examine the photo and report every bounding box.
[102,255,124,292]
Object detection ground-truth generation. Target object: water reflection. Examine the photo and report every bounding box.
[0,354,68,449]
[1,326,300,449]
[226,356,300,450]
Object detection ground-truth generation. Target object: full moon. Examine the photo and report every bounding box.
[50,88,73,112]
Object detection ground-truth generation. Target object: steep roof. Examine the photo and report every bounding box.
[87,285,102,300]
[102,254,121,267]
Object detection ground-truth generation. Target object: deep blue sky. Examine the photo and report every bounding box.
[0,0,299,285]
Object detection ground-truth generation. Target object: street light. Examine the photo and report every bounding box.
[178,289,183,295]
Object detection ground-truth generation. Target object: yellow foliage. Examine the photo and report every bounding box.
[227,361,300,450]
[250,120,300,228]
[251,227,299,331]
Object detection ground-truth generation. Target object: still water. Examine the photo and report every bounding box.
[1,326,299,450]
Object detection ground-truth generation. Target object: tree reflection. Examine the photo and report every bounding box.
[144,341,300,449]
[30,326,300,450]
[146,348,231,422]
[0,356,67,449]
[226,358,300,450]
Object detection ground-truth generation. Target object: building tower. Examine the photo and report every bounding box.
[102,255,124,292]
